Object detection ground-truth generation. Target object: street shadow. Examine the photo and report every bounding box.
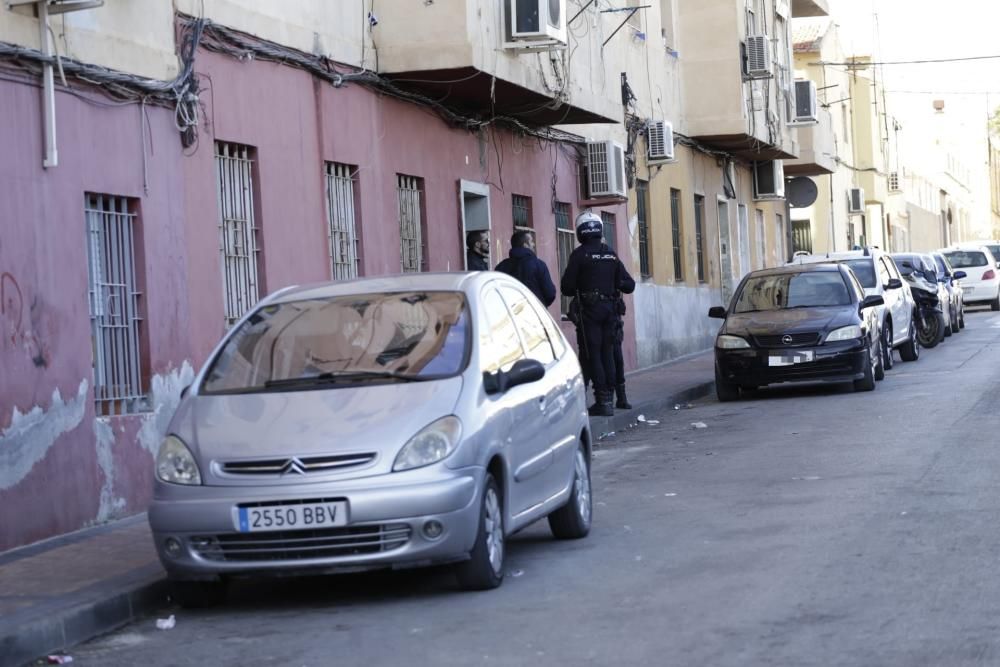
[736,381,857,402]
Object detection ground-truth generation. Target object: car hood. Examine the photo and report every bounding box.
[724,308,855,336]
[171,377,464,482]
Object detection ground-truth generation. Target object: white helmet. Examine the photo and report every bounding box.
[575,210,603,242]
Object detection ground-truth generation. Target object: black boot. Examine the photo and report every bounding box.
[615,384,632,410]
[588,389,614,417]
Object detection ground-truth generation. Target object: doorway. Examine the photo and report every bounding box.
[459,180,491,269]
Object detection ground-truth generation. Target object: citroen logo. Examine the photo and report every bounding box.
[781,335,794,345]
[280,458,307,476]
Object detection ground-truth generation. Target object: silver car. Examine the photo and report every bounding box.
[149,273,593,605]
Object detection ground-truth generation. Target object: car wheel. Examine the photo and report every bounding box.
[715,366,739,402]
[881,321,894,371]
[959,307,966,329]
[456,474,504,591]
[548,443,592,540]
[853,348,877,392]
[899,318,920,362]
[951,305,960,334]
[169,579,227,609]
[874,336,885,381]
[992,295,1000,311]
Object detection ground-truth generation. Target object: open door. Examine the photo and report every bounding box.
[459,180,492,269]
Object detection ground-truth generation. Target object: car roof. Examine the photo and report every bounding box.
[747,263,845,278]
[261,271,509,305]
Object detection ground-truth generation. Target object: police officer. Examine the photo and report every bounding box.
[466,230,490,271]
[561,211,635,416]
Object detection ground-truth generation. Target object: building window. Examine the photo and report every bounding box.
[755,208,766,268]
[601,211,617,252]
[792,219,813,254]
[215,141,261,328]
[85,193,147,416]
[397,174,425,273]
[512,194,533,231]
[670,188,683,281]
[636,179,651,278]
[694,194,706,282]
[325,162,360,280]
[555,202,575,314]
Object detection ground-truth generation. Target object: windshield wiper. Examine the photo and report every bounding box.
[264,370,433,388]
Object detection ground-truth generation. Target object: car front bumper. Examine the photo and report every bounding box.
[716,339,869,387]
[149,467,483,581]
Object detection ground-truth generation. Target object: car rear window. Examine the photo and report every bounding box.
[734,271,852,313]
[202,291,470,394]
[944,251,988,269]
[842,259,876,288]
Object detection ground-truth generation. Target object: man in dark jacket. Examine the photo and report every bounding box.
[561,211,635,416]
[495,231,557,306]
[466,230,490,271]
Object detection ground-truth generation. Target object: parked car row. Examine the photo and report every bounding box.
[709,244,983,401]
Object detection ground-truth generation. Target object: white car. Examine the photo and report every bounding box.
[941,246,1000,311]
[789,249,919,369]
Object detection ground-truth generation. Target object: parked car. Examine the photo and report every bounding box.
[941,246,1000,310]
[789,248,919,370]
[981,241,1000,269]
[709,263,885,400]
[891,253,953,338]
[930,252,966,332]
[149,272,593,606]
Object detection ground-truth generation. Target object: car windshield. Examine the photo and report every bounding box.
[734,272,852,313]
[842,259,876,288]
[944,251,988,269]
[933,255,949,276]
[201,291,470,394]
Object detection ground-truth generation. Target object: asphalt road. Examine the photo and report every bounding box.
[72,310,1000,666]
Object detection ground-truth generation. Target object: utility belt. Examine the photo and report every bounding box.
[578,290,616,307]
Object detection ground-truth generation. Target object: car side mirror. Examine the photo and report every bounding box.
[886,278,903,290]
[483,359,546,395]
[861,295,884,309]
[953,270,967,280]
[901,260,913,269]
[708,306,727,319]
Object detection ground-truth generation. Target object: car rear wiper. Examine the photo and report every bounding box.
[264,371,434,388]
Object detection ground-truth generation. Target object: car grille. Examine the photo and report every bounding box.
[752,333,820,348]
[220,453,376,476]
[191,524,412,562]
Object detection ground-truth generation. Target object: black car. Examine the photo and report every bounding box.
[708,263,885,401]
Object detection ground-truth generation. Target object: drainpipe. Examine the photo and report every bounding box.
[38,0,58,168]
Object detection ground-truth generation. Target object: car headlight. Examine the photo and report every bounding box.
[825,325,862,343]
[393,416,463,472]
[156,435,202,485]
[716,335,751,349]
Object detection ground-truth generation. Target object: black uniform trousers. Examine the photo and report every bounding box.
[579,301,617,393]
[577,318,625,387]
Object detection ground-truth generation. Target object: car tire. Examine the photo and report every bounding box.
[899,319,920,362]
[950,305,960,334]
[874,337,885,381]
[881,321,894,371]
[548,444,592,540]
[715,366,739,402]
[959,307,966,329]
[456,474,504,591]
[853,349,877,392]
[992,295,1000,311]
[169,579,227,609]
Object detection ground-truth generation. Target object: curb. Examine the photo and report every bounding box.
[2,566,168,667]
[589,380,716,441]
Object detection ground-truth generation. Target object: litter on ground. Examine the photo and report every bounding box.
[155,615,176,630]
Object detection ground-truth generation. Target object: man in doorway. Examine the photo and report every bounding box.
[466,230,490,271]
[495,230,557,307]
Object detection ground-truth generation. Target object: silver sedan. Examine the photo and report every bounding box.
[149,272,593,606]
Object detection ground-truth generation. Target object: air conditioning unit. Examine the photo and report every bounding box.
[753,160,785,200]
[647,120,675,161]
[888,172,902,192]
[745,35,772,79]
[586,140,627,199]
[790,80,818,125]
[848,187,865,214]
[505,0,567,46]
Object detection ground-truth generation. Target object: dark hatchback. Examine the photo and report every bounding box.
[709,263,885,401]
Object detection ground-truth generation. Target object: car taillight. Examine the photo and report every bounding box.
[983,270,996,281]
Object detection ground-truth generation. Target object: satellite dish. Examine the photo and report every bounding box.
[787,177,818,208]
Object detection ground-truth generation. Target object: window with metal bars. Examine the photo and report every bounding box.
[792,219,813,254]
[555,202,575,314]
[601,211,617,252]
[85,194,147,416]
[512,194,533,231]
[694,194,706,282]
[325,162,360,280]
[397,174,425,273]
[636,180,651,278]
[215,142,261,328]
[670,188,683,281]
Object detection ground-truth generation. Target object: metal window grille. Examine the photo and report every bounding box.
[512,194,533,230]
[325,163,359,280]
[85,194,146,416]
[694,195,706,282]
[636,180,651,278]
[670,188,683,281]
[601,212,617,252]
[792,220,813,254]
[555,202,575,314]
[215,142,260,327]
[398,175,424,273]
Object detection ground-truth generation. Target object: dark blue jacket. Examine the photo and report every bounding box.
[496,247,557,307]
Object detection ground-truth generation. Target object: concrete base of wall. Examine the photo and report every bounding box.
[633,283,721,368]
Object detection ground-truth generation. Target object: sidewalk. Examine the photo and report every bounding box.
[0,350,714,667]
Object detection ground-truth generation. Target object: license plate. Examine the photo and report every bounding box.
[963,286,975,294]
[234,501,348,533]
[769,351,814,366]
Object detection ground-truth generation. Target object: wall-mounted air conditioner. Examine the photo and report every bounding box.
[790,80,818,125]
[753,160,785,200]
[586,140,627,199]
[745,35,773,79]
[888,172,902,193]
[848,187,865,214]
[505,0,567,47]
[647,120,675,161]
